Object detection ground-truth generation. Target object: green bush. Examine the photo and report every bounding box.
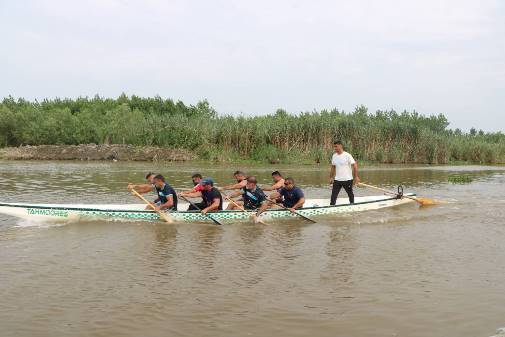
[1,95,504,164]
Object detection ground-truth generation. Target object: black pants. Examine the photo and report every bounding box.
[187,202,207,211]
[330,180,354,205]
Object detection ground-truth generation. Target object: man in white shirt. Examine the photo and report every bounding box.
[329,140,360,205]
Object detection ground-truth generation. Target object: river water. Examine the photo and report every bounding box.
[1,161,504,337]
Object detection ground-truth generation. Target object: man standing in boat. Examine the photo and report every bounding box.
[152,175,178,211]
[329,140,360,205]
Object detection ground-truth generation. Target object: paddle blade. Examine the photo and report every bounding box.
[159,212,174,224]
[415,197,438,206]
[251,214,267,225]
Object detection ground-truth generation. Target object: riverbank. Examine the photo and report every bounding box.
[0,144,195,161]
[1,144,504,165]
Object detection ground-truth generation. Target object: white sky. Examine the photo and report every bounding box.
[1,0,504,131]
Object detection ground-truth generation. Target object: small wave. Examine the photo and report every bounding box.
[15,218,69,228]
[490,327,505,337]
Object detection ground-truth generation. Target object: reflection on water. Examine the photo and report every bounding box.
[1,161,505,337]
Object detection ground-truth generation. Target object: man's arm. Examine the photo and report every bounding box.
[352,162,360,185]
[329,165,336,184]
[263,180,284,191]
[180,191,202,199]
[180,187,197,196]
[290,197,305,212]
[227,190,242,199]
[202,198,221,214]
[128,183,153,194]
[156,196,174,211]
[255,201,270,217]
[267,191,281,201]
[221,180,247,190]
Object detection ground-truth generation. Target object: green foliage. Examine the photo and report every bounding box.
[1,95,504,164]
[448,175,473,184]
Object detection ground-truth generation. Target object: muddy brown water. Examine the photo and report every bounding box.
[1,161,504,337]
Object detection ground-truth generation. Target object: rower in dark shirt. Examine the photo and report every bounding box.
[183,178,223,213]
[152,175,178,211]
[266,177,305,213]
[226,176,267,210]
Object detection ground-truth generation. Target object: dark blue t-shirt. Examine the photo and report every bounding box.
[242,186,267,210]
[202,187,223,210]
[155,184,178,210]
[279,186,304,208]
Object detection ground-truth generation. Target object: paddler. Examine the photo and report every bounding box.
[264,177,305,214]
[220,171,248,190]
[261,171,285,192]
[179,173,204,197]
[182,178,223,214]
[226,176,269,213]
[152,175,178,211]
[329,140,360,205]
[127,172,157,203]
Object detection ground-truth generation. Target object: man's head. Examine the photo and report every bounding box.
[153,174,166,188]
[233,170,246,182]
[192,173,203,186]
[333,140,344,154]
[146,172,156,184]
[283,177,296,191]
[200,178,214,191]
[271,171,283,182]
[245,176,258,190]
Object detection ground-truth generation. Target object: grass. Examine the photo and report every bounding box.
[1,95,504,164]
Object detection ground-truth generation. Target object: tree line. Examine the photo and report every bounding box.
[1,95,504,164]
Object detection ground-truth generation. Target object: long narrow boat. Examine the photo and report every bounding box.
[0,193,415,223]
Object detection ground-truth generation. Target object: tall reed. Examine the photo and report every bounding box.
[1,95,504,164]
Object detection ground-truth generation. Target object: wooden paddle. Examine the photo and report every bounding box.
[130,188,174,223]
[268,199,317,223]
[179,195,223,226]
[221,192,268,225]
[358,182,439,206]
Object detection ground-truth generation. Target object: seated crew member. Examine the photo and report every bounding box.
[180,173,204,197]
[220,171,248,190]
[182,178,223,213]
[265,177,305,213]
[152,174,178,211]
[226,176,268,210]
[127,172,157,203]
[262,171,285,193]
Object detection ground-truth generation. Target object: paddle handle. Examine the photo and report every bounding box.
[222,193,267,225]
[358,183,419,203]
[131,189,173,223]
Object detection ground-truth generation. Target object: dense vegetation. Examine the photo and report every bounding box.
[1,95,504,164]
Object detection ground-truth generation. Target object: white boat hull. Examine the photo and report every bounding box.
[0,194,416,224]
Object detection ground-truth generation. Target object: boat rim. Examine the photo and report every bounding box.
[0,193,416,214]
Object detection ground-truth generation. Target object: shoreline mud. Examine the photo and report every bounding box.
[0,144,195,162]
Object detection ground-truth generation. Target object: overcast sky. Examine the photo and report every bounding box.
[1,0,504,131]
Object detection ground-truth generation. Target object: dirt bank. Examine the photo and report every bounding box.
[0,144,196,161]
